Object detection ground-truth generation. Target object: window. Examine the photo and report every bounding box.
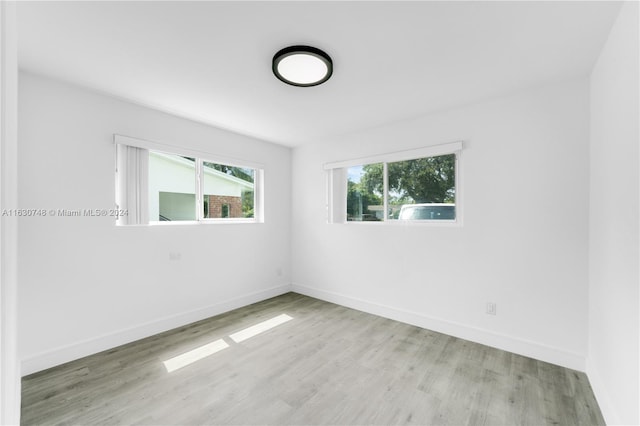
[149,152,197,222]
[327,142,461,224]
[115,135,263,225]
[387,154,456,221]
[347,164,383,221]
[201,161,255,220]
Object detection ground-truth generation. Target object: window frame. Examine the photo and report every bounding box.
[325,141,462,226]
[114,134,264,226]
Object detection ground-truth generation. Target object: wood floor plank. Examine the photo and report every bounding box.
[21,293,605,425]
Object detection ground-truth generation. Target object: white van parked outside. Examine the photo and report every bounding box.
[398,203,455,220]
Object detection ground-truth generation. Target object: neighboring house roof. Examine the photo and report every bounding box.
[151,151,254,190]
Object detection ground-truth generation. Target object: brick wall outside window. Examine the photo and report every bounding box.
[207,195,242,218]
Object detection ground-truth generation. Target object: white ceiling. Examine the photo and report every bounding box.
[17,1,622,147]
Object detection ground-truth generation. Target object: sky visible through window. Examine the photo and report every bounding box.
[347,165,364,183]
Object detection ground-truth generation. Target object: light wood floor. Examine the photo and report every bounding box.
[21,293,605,425]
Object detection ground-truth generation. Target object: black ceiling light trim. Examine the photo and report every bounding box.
[272,45,333,87]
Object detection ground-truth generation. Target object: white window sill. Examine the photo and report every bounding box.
[339,220,462,227]
[116,219,262,227]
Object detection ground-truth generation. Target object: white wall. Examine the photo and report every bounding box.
[292,78,591,370]
[0,2,21,424]
[18,72,292,374]
[587,2,639,425]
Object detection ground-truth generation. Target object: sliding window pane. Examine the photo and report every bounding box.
[388,154,456,220]
[202,162,255,219]
[347,164,384,221]
[148,151,197,222]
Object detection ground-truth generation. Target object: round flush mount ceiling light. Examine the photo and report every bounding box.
[272,45,333,87]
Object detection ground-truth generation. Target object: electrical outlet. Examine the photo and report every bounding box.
[276,267,283,277]
[486,302,497,315]
[169,252,182,261]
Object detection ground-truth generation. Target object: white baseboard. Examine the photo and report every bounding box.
[292,284,586,371]
[586,358,621,425]
[22,283,587,376]
[21,284,292,376]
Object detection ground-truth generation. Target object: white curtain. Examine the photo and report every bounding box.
[116,144,149,225]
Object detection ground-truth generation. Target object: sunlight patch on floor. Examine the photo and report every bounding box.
[163,339,229,373]
[163,313,294,372]
[230,313,293,343]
